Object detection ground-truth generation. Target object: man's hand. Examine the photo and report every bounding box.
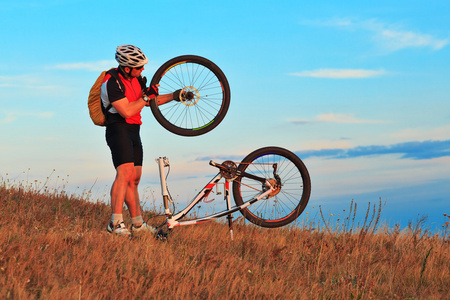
[173,89,183,101]
[145,84,159,97]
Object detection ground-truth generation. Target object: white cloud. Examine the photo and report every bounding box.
[299,139,354,151]
[391,124,450,142]
[308,17,449,52]
[0,111,54,124]
[377,28,449,51]
[290,113,387,124]
[51,60,116,72]
[318,113,383,123]
[0,75,38,87]
[0,75,60,90]
[289,69,386,79]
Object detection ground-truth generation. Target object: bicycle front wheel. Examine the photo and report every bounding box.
[149,55,231,136]
[232,147,311,228]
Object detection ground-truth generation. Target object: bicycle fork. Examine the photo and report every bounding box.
[156,157,172,217]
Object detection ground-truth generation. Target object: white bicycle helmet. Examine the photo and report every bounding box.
[115,45,149,68]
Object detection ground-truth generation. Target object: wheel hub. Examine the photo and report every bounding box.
[266,178,281,198]
[181,86,199,106]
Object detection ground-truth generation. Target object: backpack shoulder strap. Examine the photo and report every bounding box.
[103,68,126,112]
[107,68,126,93]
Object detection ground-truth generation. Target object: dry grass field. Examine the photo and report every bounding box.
[1,180,449,299]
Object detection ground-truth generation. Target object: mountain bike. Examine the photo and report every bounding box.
[149,55,230,137]
[154,146,311,239]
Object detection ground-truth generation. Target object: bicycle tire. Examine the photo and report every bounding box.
[232,147,311,228]
[149,55,231,136]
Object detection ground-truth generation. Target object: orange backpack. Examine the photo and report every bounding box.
[87,69,125,126]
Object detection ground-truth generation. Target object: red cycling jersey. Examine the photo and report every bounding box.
[101,69,143,125]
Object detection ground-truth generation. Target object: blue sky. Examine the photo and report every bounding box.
[1,0,449,231]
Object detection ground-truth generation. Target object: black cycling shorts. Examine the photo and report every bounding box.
[106,123,143,169]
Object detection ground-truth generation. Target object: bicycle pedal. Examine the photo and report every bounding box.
[155,229,169,241]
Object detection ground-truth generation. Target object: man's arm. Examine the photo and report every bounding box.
[155,94,176,106]
[111,97,147,119]
[112,91,178,117]
[144,84,179,106]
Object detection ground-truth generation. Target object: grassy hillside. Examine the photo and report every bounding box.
[1,182,449,299]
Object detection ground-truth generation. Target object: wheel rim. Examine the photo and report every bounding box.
[154,60,226,131]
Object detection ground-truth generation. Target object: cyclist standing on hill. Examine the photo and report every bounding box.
[102,45,181,236]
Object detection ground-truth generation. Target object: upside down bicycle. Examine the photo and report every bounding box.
[153,146,311,239]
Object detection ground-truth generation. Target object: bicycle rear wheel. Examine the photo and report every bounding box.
[149,55,230,136]
[232,147,311,228]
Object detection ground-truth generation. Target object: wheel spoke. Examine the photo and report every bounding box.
[153,61,224,130]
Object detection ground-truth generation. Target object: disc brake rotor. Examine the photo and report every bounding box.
[181,86,199,106]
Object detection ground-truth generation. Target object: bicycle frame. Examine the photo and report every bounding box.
[156,157,276,231]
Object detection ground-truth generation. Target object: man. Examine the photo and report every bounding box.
[102,45,181,235]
